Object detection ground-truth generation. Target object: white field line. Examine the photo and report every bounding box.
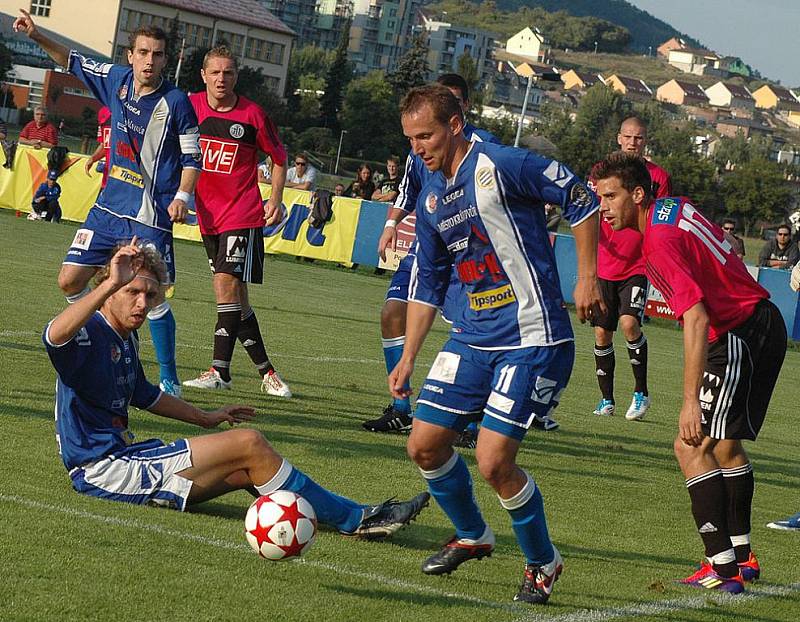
[0,330,381,365]
[0,494,522,614]
[516,581,800,622]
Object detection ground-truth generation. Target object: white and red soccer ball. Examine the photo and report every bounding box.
[245,491,317,560]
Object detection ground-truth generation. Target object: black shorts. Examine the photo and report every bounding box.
[202,228,264,284]
[700,299,786,441]
[590,274,647,331]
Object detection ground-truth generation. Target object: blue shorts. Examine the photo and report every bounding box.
[385,251,461,322]
[70,438,193,511]
[64,207,176,284]
[414,339,575,441]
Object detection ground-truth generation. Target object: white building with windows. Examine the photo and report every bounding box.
[0,0,294,94]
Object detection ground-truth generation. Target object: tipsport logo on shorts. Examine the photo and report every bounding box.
[467,284,517,311]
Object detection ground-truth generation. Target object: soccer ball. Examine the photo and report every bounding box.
[244,491,317,560]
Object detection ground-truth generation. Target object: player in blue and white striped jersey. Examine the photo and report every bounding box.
[14,10,202,397]
[44,240,430,536]
[390,85,603,604]
[365,73,501,437]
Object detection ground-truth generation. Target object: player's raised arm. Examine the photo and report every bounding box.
[13,9,69,67]
[46,239,144,345]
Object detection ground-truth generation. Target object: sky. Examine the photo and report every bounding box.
[627,0,800,87]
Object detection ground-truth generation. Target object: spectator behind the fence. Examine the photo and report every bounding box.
[722,218,745,259]
[285,153,317,191]
[257,155,272,184]
[345,163,375,200]
[372,156,401,203]
[19,106,58,149]
[334,183,345,196]
[29,169,62,222]
[544,203,562,232]
[758,224,798,269]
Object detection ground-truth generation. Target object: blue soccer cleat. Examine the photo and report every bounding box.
[766,510,800,531]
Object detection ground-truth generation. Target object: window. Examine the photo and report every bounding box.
[63,86,93,98]
[29,0,51,17]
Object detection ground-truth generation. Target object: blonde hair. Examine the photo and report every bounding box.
[94,241,167,287]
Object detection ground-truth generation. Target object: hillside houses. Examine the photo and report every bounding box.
[704,82,755,111]
[657,79,709,106]
[752,84,800,112]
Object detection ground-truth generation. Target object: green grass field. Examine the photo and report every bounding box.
[1,210,798,622]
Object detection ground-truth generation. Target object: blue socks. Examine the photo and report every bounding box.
[148,302,178,384]
[420,452,486,539]
[382,336,411,414]
[257,460,365,533]
[499,472,554,565]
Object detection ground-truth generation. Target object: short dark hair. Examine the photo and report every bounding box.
[203,45,239,70]
[128,25,168,51]
[437,73,469,102]
[386,156,399,165]
[722,218,737,228]
[400,84,463,126]
[592,151,652,200]
[777,224,792,234]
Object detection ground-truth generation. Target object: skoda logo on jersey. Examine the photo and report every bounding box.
[118,85,128,100]
[425,192,438,213]
[229,123,245,139]
[110,343,121,364]
[476,167,494,189]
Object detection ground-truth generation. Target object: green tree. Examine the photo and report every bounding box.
[319,19,353,130]
[713,133,772,170]
[456,52,482,117]
[0,35,13,83]
[544,84,629,176]
[340,71,404,161]
[721,158,794,232]
[388,34,430,95]
[176,46,207,94]
[164,16,183,82]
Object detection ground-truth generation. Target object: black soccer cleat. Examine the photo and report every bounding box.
[513,546,563,605]
[362,404,413,433]
[346,492,430,540]
[453,428,478,448]
[421,528,496,575]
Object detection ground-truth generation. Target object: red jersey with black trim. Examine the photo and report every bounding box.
[643,196,768,342]
[96,106,111,188]
[590,159,672,280]
[190,92,287,234]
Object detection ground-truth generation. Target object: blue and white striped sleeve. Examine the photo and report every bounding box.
[407,203,451,308]
[516,153,599,227]
[393,151,421,213]
[172,94,202,170]
[67,50,123,107]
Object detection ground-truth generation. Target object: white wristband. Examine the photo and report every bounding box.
[384,219,397,228]
[174,190,192,203]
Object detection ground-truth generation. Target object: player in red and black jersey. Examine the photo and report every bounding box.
[587,116,672,422]
[594,152,786,594]
[183,46,292,397]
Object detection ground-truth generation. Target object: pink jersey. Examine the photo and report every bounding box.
[643,197,769,342]
[591,159,672,280]
[190,92,287,234]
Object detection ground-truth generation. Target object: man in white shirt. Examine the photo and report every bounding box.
[286,153,317,191]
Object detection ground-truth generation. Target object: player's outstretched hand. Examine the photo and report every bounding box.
[678,400,705,447]
[573,276,606,323]
[107,236,144,290]
[12,9,36,37]
[168,198,188,224]
[84,158,93,176]
[388,359,414,400]
[378,225,398,262]
[203,405,256,428]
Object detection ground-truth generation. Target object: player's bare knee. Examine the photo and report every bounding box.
[57,268,82,295]
[238,428,274,461]
[619,318,641,341]
[407,438,447,470]
[381,302,405,337]
[476,455,514,488]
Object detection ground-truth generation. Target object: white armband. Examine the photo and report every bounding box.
[384,219,397,228]
[174,190,192,203]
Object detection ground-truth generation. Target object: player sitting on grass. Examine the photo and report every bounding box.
[43,239,429,539]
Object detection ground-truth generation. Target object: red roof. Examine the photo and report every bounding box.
[148,0,294,36]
